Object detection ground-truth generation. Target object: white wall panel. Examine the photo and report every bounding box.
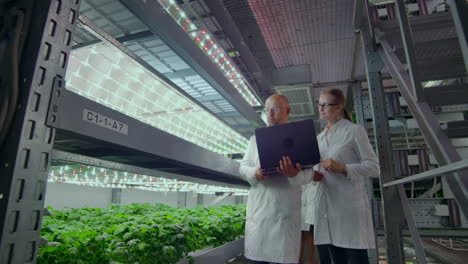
[45,183,243,210]
[44,183,112,210]
[120,189,178,207]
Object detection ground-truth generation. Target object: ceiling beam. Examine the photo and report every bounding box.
[271,65,312,86]
[203,0,272,100]
[163,68,198,79]
[73,30,154,50]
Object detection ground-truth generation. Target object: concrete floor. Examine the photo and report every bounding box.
[226,237,468,264]
[421,238,468,264]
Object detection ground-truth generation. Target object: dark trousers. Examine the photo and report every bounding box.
[317,244,369,264]
[249,261,297,264]
[249,261,295,264]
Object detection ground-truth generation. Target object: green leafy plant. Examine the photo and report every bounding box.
[38,203,246,264]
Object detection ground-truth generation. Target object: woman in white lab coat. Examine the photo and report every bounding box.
[278,88,379,264]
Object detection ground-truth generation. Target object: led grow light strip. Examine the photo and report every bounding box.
[423,80,444,88]
[49,165,249,195]
[67,41,248,154]
[157,0,262,107]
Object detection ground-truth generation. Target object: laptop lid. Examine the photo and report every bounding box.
[255,119,321,173]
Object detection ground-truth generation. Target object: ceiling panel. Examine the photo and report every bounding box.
[248,0,357,83]
[275,84,316,122]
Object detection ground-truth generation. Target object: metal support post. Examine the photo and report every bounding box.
[0,0,80,263]
[111,188,122,204]
[448,0,468,72]
[379,37,468,219]
[208,192,233,206]
[352,82,374,198]
[235,196,243,205]
[177,192,187,207]
[360,25,406,264]
[398,185,428,264]
[394,0,425,102]
[417,148,429,172]
[352,82,378,264]
[197,193,204,206]
[387,3,396,20]
[417,0,429,16]
[352,82,366,128]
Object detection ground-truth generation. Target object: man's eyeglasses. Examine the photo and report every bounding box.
[263,107,281,113]
[318,103,338,109]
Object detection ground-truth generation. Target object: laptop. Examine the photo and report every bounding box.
[255,119,321,174]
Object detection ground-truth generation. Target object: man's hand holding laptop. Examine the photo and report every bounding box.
[255,168,268,181]
[276,156,324,181]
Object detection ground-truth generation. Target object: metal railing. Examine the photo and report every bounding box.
[383,160,468,188]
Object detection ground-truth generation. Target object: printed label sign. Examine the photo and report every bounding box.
[82,109,128,135]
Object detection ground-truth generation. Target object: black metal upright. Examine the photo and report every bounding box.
[394,0,425,102]
[354,1,405,263]
[0,0,80,263]
[360,27,406,264]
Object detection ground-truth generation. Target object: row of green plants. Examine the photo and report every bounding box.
[39,203,246,264]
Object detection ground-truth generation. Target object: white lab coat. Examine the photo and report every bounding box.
[239,136,304,263]
[301,182,317,231]
[290,119,379,249]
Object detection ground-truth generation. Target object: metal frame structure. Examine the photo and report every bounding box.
[354,0,468,263]
[0,1,250,263]
[351,81,383,264]
[71,0,266,139]
[46,15,246,186]
[200,0,272,101]
[378,28,468,217]
[73,14,250,142]
[47,79,245,185]
[1,1,468,264]
[448,0,468,71]
[361,26,407,264]
[0,1,81,262]
[120,0,265,128]
[356,2,407,262]
[394,0,425,102]
[384,160,468,188]
[177,237,244,264]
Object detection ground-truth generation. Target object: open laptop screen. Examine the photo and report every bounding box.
[255,119,321,173]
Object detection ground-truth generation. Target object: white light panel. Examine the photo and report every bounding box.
[49,165,248,195]
[66,42,248,154]
[423,80,444,87]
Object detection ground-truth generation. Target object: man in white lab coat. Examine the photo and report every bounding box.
[239,94,310,264]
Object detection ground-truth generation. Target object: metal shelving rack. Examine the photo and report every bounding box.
[0,1,252,263]
[353,0,468,263]
[1,0,468,264]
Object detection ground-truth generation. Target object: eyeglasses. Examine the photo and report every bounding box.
[263,107,281,113]
[318,103,338,109]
